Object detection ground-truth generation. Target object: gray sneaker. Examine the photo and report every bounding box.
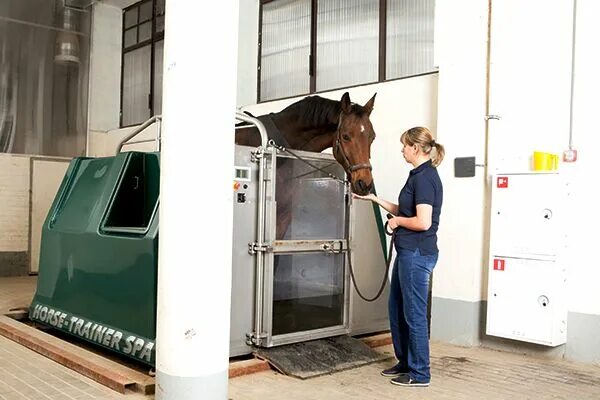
[380,364,409,377]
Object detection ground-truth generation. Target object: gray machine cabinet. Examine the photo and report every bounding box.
[229,145,388,356]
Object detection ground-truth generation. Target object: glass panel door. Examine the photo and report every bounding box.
[262,150,350,346]
[272,253,345,335]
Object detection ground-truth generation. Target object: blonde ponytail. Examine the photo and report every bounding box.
[400,127,445,167]
[430,141,445,167]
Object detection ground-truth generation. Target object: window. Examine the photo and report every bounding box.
[0,0,90,157]
[386,0,435,79]
[258,0,436,102]
[121,0,165,127]
[260,0,311,101]
[316,0,379,92]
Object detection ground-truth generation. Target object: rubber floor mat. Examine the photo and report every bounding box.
[253,335,391,379]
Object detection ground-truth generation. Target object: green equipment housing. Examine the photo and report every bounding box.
[29,151,160,366]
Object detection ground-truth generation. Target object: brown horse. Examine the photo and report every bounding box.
[236,91,377,239]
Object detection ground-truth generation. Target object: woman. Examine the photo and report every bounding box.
[353,126,444,387]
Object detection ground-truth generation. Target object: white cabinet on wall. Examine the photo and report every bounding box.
[486,172,568,346]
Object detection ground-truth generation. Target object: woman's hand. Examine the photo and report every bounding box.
[352,193,377,202]
[388,217,400,230]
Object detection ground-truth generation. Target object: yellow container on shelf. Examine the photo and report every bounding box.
[533,151,558,171]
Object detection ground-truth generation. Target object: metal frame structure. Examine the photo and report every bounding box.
[233,113,383,352]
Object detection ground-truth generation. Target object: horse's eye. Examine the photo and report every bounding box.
[342,134,351,141]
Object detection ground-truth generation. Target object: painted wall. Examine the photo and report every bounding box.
[564,0,600,317]
[0,154,70,276]
[29,159,71,273]
[86,1,123,156]
[433,0,489,304]
[236,0,259,106]
[432,0,600,363]
[88,2,122,134]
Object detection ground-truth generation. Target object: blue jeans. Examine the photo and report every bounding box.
[389,247,438,382]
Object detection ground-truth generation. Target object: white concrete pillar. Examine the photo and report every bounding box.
[156,1,238,399]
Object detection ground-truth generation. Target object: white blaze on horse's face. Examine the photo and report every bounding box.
[336,116,375,196]
[336,91,377,196]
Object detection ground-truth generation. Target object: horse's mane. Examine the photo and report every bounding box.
[235,94,371,136]
[279,95,369,128]
[280,96,340,126]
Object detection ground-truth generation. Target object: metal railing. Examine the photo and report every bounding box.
[115,115,162,154]
[235,111,268,147]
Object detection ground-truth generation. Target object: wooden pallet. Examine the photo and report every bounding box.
[361,332,393,348]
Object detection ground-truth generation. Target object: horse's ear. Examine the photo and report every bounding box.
[363,93,377,116]
[340,92,352,114]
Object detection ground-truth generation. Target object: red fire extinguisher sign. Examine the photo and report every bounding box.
[497,176,508,188]
[493,259,505,271]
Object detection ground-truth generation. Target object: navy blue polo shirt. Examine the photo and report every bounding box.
[394,160,443,255]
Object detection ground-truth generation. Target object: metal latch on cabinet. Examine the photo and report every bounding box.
[485,114,501,121]
[320,241,344,255]
[248,242,273,254]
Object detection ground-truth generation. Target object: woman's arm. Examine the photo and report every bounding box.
[389,204,432,231]
[352,193,399,215]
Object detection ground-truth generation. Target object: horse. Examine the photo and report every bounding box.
[235,92,377,239]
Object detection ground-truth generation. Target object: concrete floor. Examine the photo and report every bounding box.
[1,276,599,400]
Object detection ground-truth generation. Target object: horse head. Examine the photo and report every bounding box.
[332,92,376,196]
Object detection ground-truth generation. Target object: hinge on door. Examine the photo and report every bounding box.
[248,242,272,255]
[246,331,268,346]
[251,148,265,163]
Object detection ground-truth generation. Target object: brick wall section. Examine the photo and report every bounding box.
[0,155,30,276]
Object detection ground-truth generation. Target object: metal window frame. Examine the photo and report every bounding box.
[120,0,165,128]
[257,0,437,103]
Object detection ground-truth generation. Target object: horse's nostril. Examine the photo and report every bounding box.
[357,179,366,192]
